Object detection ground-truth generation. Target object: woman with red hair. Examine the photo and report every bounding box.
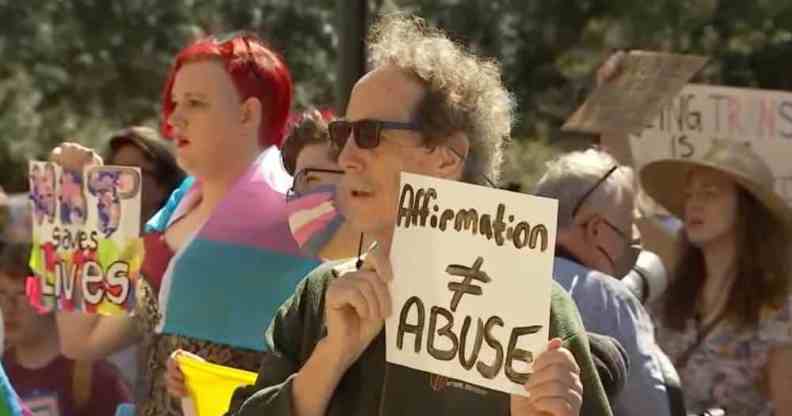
[52,32,316,416]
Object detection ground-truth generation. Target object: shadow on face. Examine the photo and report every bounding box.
[683,167,739,246]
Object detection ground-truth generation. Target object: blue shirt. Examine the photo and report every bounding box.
[553,256,671,416]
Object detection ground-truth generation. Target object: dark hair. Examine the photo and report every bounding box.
[105,126,186,197]
[0,243,32,280]
[662,189,792,329]
[280,109,336,176]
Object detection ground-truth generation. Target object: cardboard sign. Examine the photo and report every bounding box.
[630,84,792,206]
[385,173,558,396]
[27,161,143,315]
[563,51,708,135]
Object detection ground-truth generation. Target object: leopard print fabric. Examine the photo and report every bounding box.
[132,279,263,416]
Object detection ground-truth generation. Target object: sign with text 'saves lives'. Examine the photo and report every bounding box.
[27,161,143,315]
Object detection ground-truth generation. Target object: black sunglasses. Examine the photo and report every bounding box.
[286,168,345,200]
[212,31,265,85]
[328,118,497,187]
[328,119,421,150]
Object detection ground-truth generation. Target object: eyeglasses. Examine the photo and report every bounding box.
[212,31,266,85]
[328,119,422,150]
[571,165,619,218]
[286,168,344,200]
[328,119,497,187]
[572,165,632,241]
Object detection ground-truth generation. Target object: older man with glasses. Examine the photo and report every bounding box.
[534,149,674,416]
[228,15,614,416]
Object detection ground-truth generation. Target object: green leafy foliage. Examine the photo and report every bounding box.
[1,1,790,192]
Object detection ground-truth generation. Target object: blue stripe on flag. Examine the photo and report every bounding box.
[160,239,319,351]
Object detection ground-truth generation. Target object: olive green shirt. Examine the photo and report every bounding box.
[228,260,613,416]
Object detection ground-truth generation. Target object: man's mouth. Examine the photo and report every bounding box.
[350,188,374,198]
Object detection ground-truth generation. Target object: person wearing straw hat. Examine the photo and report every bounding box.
[641,140,792,416]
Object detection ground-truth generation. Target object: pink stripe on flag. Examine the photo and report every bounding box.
[293,210,337,246]
[286,192,335,212]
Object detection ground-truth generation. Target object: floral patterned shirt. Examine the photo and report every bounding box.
[655,297,792,416]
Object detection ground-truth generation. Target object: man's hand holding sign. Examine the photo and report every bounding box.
[385,173,579,415]
[288,173,582,416]
[228,17,609,415]
[324,242,393,369]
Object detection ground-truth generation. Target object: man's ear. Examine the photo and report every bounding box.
[583,215,603,242]
[431,131,469,180]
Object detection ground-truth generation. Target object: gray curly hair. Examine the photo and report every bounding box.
[367,15,514,186]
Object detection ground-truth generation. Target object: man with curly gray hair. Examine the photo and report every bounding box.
[228,15,612,416]
[365,15,512,187]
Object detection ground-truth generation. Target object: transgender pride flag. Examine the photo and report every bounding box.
[286,185,345,259]
[148,147,320,351]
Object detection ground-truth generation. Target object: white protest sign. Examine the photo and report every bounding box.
[28,161,143,315]
[630,84,792,206]
[385,172,558,396]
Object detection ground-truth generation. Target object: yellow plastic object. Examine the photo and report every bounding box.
[175,354,258,416]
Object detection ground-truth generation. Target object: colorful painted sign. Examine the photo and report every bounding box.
[27,162,143,315]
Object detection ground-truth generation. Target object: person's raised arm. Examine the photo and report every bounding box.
[56,311,139,360]
[50,142,140,360]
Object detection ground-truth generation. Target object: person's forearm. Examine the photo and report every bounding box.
[56,311,138,359]
[291,339,352,416]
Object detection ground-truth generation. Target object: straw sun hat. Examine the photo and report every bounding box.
[640,139,792,232]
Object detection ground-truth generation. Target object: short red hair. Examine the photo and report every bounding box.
[160,33,293,148]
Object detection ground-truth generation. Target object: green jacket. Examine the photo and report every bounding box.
[228,260,613,416]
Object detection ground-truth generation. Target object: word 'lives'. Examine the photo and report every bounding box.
[41,256,131,307]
